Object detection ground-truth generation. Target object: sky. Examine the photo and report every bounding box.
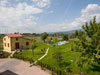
[0,0,100,33]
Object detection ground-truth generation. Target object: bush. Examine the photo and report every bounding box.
[37,61,66,75]
[0,51,11,58]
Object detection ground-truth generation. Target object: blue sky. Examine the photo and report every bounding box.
[0,0,100,33]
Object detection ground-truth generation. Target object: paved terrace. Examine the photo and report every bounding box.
[0,58,49,75]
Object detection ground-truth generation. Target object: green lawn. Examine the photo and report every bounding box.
[40,41,82,74]
[13,43,48,61]
[13,41,100,75]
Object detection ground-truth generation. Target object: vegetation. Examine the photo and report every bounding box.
[30,39,36,57]
[1,17,100,75]
[3,51,11,57]
[40,41,82,74]
[62,35,69,41]
[13,43,48,61]
[74,16,100,74]
[0,51,11,58]
[41,32,48,42]
[0,34,4,50]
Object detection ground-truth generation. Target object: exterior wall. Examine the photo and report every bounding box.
[3,36,11,50]
[3,36,31,50]
[11,37,31,50]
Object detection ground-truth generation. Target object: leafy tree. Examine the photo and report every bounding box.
[41,32,48,42]
[75,30,79,37]
[63,35,69,41]
[30,39,36,57]
[68,33,75,39]
[74,16,100,73]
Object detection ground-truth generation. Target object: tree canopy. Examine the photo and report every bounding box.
[41,32,48,42]
[75,16,100,65]
[62,35,69,41]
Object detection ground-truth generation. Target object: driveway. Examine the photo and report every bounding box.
[0,58,49,75]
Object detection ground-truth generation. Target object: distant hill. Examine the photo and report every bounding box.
[48,29,83,34]
[57,30,76,34]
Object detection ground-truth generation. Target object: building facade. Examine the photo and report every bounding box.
[3,34,31,51]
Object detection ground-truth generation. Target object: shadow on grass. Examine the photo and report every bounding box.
[59,61,71,68]
[89,64,100,72]
[34,46,38,49]
[36,52,45,55]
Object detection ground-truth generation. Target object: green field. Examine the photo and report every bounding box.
[13,43,48,61]
[40,41,82,74]
[12,40,100,75]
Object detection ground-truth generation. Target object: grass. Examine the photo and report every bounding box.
[3,51,11,57]
[40,41,100,75]
[13,43,48,61]
[13,40,100,75]
[40,41,82,74]
[0,51,11,58]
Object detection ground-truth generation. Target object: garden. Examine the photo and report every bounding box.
[13,40,100,75]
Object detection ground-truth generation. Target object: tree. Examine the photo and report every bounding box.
[74,16,100,73]
[41,32,48,42]
[75,30,79,37]
[30,39,36,57]
[62,35,69,41]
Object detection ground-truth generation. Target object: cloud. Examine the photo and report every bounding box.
[0,0,8,6]
[33,0,50,8]
[82,4,100,14]
[0,0,43,33]
[36,4,100,32]
[36,22,74,32]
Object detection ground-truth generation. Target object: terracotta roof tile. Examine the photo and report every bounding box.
[7,34,23,37]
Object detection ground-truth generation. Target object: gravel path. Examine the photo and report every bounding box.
[0,58,49,75]
[34,48,49,64]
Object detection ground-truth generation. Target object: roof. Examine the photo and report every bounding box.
[7,34,23,37]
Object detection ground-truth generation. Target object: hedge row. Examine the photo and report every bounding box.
[13,54,34,64]
[13,53,68,75]
[37,61,67,75]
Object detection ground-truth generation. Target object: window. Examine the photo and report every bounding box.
[5,43,6,47]
[26,42,29,46]
[16,38,18,41]
[8,43,9,47]
[4,38,6,41]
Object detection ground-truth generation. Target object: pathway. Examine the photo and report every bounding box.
[34,47,49,64]
[9,51,16,58]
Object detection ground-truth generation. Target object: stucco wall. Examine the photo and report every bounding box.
[3,36,31,50]
[11,37,31,50]
[3,36,11,50]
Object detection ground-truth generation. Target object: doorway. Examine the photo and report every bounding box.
[15,43,19,49]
